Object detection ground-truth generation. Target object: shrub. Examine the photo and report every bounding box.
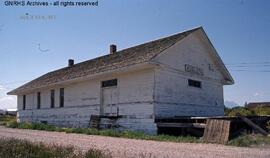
[253,107,270,116]
[0,115,16,126]
[6,120,18,128]
[225,106,270,117]
[0,138,74,158]
[85,128,100,135]
[69,127,88,134]
[227,134,270,147]
[226,107,254,117]
[32,123,57,131]
[0,138,111,158]
[85,149,112,158]
[18,122,33,129]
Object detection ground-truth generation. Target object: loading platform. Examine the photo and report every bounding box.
[155,115,270,144]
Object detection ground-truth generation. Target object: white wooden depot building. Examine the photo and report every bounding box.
[8,27,234,134]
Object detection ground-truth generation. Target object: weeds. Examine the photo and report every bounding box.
[225,106,270,117]
[0,115,16,126]
[0,138,111,158]
[227,134,270,147]
[3,116,269,147]
[4,121,200,143]
[85,148,112,158]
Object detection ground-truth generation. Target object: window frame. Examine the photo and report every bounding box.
[101,79,117,88]
[23,95,26,110]
[188,79,202,88]
[37,92,41,109]
[50,90,55,108]
[59,88,64,108]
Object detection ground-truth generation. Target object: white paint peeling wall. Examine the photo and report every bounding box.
[152,32,225,117]
[17,68,157,134]
[16,31,228,134]
[154,68,224,117]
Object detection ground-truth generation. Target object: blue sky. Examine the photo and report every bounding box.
[0,0,270,109]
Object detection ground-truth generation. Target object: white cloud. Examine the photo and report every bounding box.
[0,96,17,110]
[253,92,263,97]
[0,96,14,101]
[0,85,6,91]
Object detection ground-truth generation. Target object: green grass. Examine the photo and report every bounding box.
[0,138,111,158]
[0,115,16,126]
[227,134,270,147]
[5,121,200,143]
[2,117,269,147]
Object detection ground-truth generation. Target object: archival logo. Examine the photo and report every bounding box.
[4,1,99,7]
[20,13,56,20]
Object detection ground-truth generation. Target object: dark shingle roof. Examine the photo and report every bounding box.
[8,27,200,95]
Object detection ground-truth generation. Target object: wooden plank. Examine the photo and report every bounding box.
[203,119,231,144]
[89,115,101,128]
[236,114,268,136]
[157,122,206,128]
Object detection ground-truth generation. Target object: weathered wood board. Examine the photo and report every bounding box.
[203,119,231,144]
[89,115,101,128]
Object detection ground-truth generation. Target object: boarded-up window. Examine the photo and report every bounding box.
[37,92,41,109]
[60,88,64,107]
[51,90,55,108]
[188,79,201,88]
[23,95,26,110]
[102,79,117,88]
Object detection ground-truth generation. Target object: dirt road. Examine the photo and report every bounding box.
[0,126,269,158]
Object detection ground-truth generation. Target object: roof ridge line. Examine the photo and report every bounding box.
[117,26,202,53]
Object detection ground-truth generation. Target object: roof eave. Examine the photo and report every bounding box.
[198,28,234,85]
[7,62,156,95]
[223,79,234,85]
[7,91,15,95]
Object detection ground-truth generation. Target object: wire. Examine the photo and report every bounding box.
[226,65,270,68]
[201,62,270,72]
[225,62,270,65]
[230,70,270,72]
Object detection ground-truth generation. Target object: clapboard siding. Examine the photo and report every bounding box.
[153,31,224,81]
[152,32,225,117]
[17,68,156,133]
[15,28,231,134]
[17,105,100,128]
[154,68,224,117]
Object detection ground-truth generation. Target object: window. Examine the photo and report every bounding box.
[188,79,201,88]
[60,88,64,107]
[37,92,41,109]
[23,95,26,110]
[51,90,55,108]
[102,79,117,88]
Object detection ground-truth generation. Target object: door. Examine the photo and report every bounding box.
[101,87,118,116]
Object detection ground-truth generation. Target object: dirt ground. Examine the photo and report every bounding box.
[0,126,269,158]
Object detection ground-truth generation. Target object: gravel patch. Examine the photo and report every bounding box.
[0,126,269,158]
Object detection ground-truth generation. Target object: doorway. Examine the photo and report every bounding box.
[100,79,118,116]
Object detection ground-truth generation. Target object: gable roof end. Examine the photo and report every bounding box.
[198,28,234,85]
